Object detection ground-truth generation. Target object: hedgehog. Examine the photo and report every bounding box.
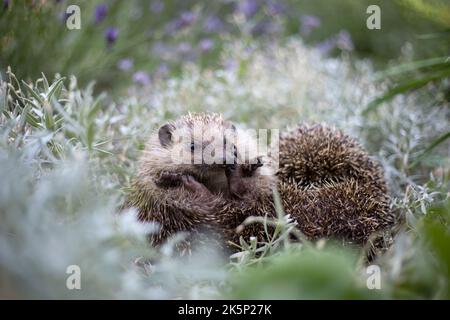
[124,113,274,253]
[125,113,393,253]
[223,124,393,247]
[277,124,393,243]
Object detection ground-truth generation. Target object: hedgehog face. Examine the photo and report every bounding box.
[140,113,269,195]
[140,114,237,183]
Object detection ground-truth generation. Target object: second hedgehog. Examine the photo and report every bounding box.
[222,124,393,247]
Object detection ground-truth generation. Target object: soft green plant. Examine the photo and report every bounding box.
[0,69,227,299]
[229,245,381,300]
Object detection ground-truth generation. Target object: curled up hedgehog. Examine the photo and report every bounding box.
[124,113,394,254]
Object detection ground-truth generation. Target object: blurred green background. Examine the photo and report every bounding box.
[1,0,449,93]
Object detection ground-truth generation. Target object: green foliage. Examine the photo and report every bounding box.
[0,70,226,299]
[365,28,450,167]
[230,245,379,299]
[410,131,450,168]
[365,55,450,115]
[284,0,450,62]
[422,201,450,287]
[1,0,448,93]
[396,0,450,27]
[381,199,450,299]
[229,199,450,300]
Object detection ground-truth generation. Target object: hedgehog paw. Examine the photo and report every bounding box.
[225,165,248,199]
[181,175,211,195]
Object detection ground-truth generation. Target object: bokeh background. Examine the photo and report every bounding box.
[0,0,449,299]
[2,0,450,92]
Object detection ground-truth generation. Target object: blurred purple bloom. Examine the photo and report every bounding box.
[180,11,197,24]
[167,11,197,33]
[105,27,119,46]
[316,37,336,55]
[152,41,171,58]
[150,0,164,14]
[177,42,197,62]
[203,15,225,33]
[94,4,108,24]
[133,71,151,86]
[336,30,354,51]
[316,30,354,55]
[199,38,214,52]
[266,1,285,16]
[236,0,260,19]
[155,63,169,77]
[223,59,238,71]
[300,15,321,36]
[117,58,133,71]
[251,20,281,35]
[3,0,10,9]
[177,42,192,54]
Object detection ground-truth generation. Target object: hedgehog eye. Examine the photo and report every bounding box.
[190,141,195,152]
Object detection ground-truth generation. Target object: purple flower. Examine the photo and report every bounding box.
[177,42,197,62]
[133,71,151,86]
[105,27,119,46]
[155,63,169,77]
[117,58,133,71]
[199,38,214,52]
[266,1,285,16]
[203,15,225,33]
[236,0,260,19]
[251,20,281,35]
[300,15,321,36]
[316,37,336,55]
[179,11,197,25]
[3,0,10,9]
[94,4,108,24]
[150,0,164,14]
[223,59,238,71]
[167,11,197,33]
[316,30,354,55]
[177,42,192,54]
[152,41,171,58]
[336,30,354,51]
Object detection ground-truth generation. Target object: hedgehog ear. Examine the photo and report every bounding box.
[158,124,173,147]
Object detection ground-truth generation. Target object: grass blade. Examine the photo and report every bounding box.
[364,68,450,115]
[374,56,450,80]
[21,80,44,105]
[46,77,65,102]
[410,131,450,168]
